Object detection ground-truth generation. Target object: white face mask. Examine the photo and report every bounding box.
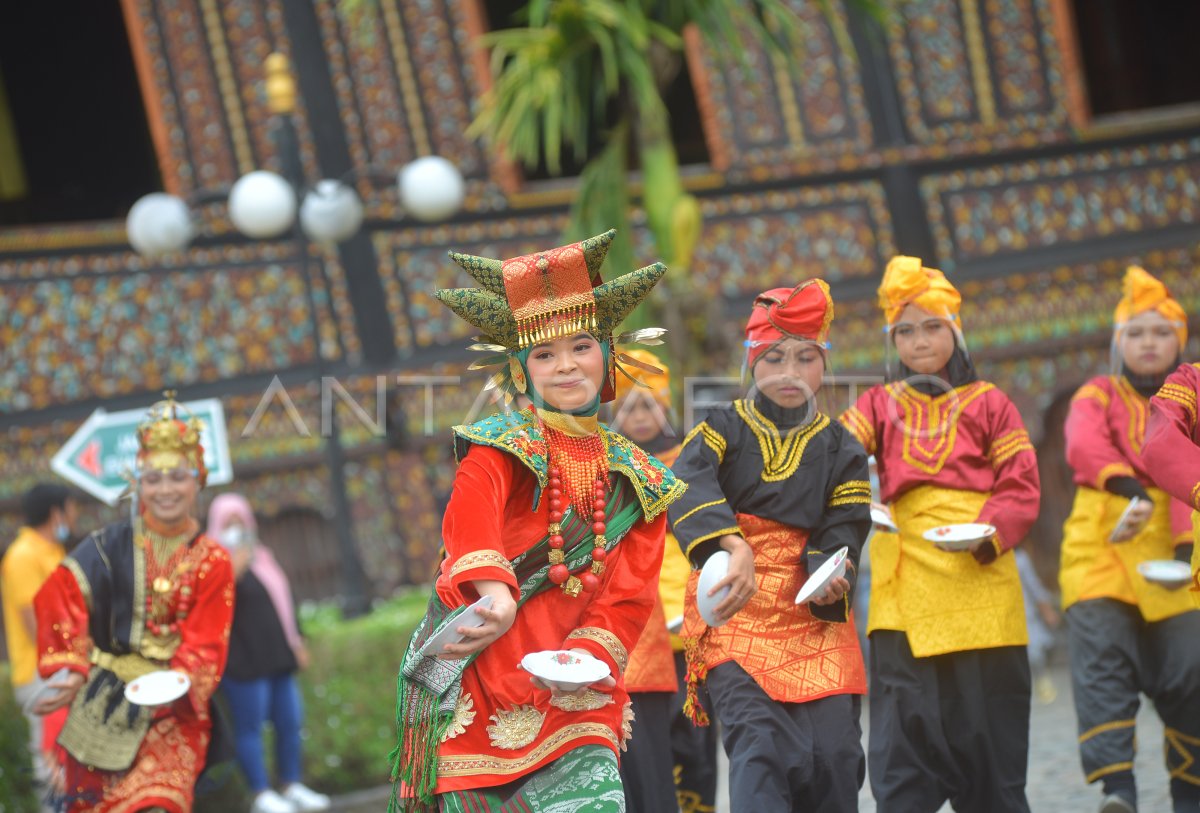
[54,523,71,544]
[218,526,245,549]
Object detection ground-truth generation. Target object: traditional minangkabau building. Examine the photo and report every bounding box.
[1,1,1198,623]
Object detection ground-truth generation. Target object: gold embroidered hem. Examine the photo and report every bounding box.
[683,526,741,558]
[58,669,152,771]
[487,705,545,750]
[438,722,618,778]
[682,515,865,701]
[566,627,629,673]
[1059,486,1195,622]
[450,550,517,580]
[828,480,871,507]
[550,689,614,712]
[682,422,727,462]
[867,485,1027,657]
[442,694,476,741]
[62,557,94,611]
[619,700,634,752]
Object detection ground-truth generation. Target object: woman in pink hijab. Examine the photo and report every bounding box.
[207,494,330,813]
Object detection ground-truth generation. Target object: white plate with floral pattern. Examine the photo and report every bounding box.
[124,670,190,706]
[922,523,996,551]
[520,650,610,692]
[795,546,850,605]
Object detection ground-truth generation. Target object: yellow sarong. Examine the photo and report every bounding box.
[1060,486,1194,622]
[868,485,1026,657]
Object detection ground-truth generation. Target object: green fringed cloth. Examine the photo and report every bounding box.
[388,478,643,812]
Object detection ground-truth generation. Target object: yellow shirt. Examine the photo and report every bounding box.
[1060,486,1194,622]
[1,527,66,686]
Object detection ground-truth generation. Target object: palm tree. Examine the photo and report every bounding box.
[471,0,881,380]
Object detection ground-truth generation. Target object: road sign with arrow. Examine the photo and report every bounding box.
[51,398,233,506]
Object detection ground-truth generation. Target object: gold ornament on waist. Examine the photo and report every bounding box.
[152,576,173,594]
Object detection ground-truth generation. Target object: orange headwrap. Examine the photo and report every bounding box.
[744,279,834,368]
[877,255,962,327]
[613,348,671,409]
[1114,265,1187,347]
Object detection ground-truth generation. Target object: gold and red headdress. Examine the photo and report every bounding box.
[744,279,834,368]
[436,230,669,402]
[136,392,207,486]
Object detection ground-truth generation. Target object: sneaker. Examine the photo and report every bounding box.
[1100,794,1136,813]
[283,783,331,812]
[1034,673,1058,705]
[252,790,298,813]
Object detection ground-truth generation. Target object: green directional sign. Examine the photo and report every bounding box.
[51,398,232,506]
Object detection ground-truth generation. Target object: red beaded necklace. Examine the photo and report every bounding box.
[137,518,199,638]
[540,417,610,598]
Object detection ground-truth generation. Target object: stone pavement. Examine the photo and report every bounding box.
[710,663,1172,812]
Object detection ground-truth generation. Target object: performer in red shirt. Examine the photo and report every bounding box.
[841,256,1039,813]
[1144,360,1200,601]
[670,280,872,813]
[1057,265,1200,813]
[33,395,234,812]
[387,231,686,812]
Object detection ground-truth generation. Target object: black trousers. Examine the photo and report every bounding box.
[1066,599,1200,808]
[668,652,719,813]
[707,661,863,813]
[621,691,679,813]
[868,630,1031,813]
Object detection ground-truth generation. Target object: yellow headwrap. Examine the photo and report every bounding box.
[613,348,671,409]
[1114,265,1187,347]
[877,255,963,327]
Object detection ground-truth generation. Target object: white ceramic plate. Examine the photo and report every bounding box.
[420,594,494,658]
[1109,497,1142,542]
[124,670,190,707]
[1137,559,1191,588]
[870,504,898,532]
[520,650,611,691]
[795,546,850,605]
[696,550,732,627]
[922,523,997,551]
[666,615,684,633]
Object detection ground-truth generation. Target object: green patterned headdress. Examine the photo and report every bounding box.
[436,229,669,402]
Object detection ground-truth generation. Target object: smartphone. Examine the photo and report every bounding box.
[1109,497,1141,543]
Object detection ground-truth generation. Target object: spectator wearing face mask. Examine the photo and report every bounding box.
[206,493,329,813]
[1,482,78,812]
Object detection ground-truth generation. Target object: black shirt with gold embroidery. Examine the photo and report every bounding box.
[668,393,871,622]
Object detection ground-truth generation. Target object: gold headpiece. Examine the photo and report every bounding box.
[136,391,207,485]
[436,230,670,402]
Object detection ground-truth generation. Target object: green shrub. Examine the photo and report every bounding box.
[0,664,38,813]
[297,588,429,792]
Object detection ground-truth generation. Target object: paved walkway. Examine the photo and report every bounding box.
[709,663,1171,812]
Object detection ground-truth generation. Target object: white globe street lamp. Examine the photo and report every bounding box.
[398,155,465,222]
[228,170,297,239]
[300,179,365,245]
[126,193,193,257]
